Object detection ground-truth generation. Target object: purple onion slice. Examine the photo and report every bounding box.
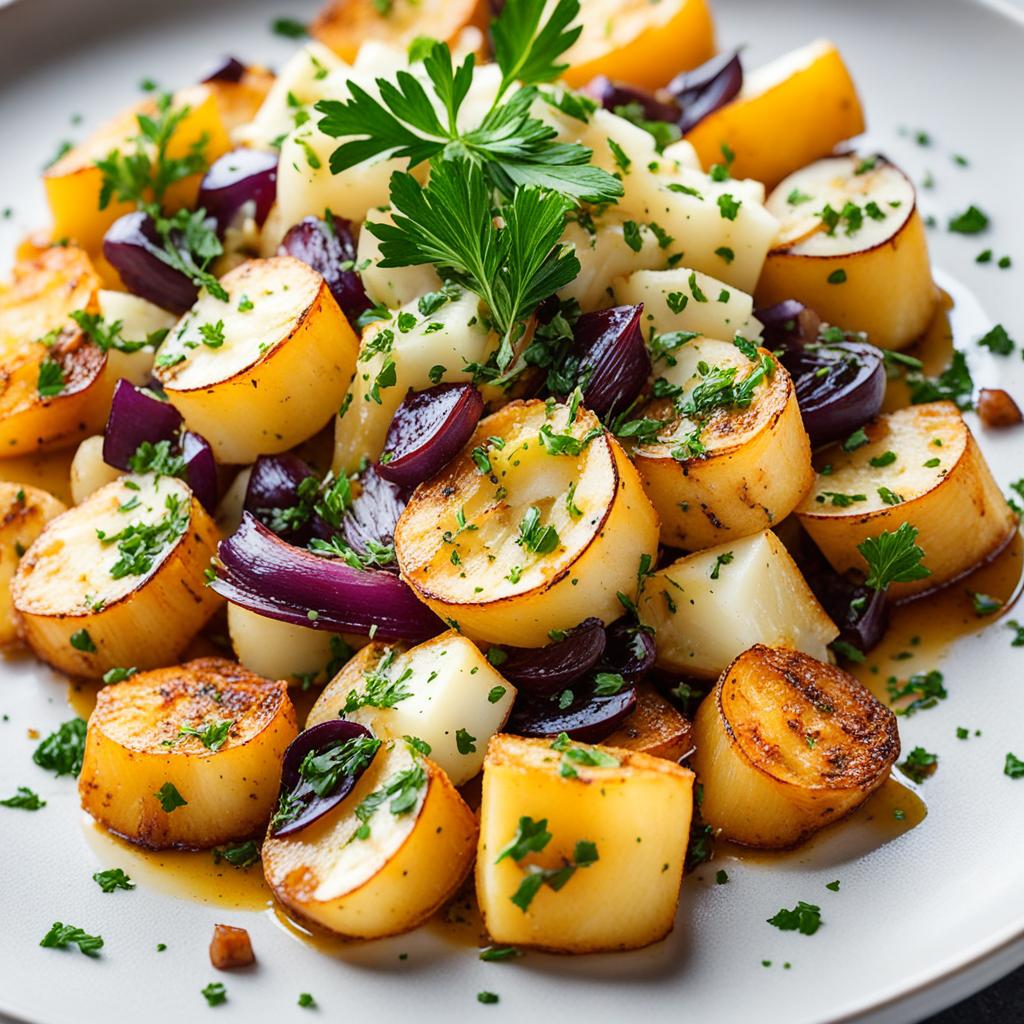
[336,467,408,560]
[562,304,650,419]
[212,512,440,641]
[603,621,656,680]
[198,149,278,235]
[668,49,743,134]
[103,211,199,314]
[271,720,380,837]
[583,76,681,123]
[180,431,218,512]
[755,299,823,351]
[102,378,183,470]
[495,619,607,696]
[244,452,318,541]
[279,214,371,321]
[201,56,246,84]
[508,683,638,743]
[377,384,484,488]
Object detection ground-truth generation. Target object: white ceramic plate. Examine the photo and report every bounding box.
[1,1,1022,1021]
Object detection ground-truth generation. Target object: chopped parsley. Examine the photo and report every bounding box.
[898,746,938,784]
[1005,753,1024,779]
[70,628,96,652]
[201,981,227,1007]
[517,506,559,554]
[886,669,946,716]
[33,718,87,777]
[98,492,190,580]
[948,205,989,234]
[93,868,134,893]
[40,922,104,957]
[36,359,65,398]
[178,718,234,752]
[857,522,930,591]
[0,786,46,810]
[154,782,187,812]
[767,902,822,936]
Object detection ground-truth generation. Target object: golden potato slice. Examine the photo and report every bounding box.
[0,482,66,645]
[476,734,694,952]
[311,0,488,63]
[691,645,899,848]
[79,658,297,849]
[0,247,114,456]
[307,632,516,786]
[601,683,693,761]
[154,257,358,464]
[756,154,938,350]
[11,474,222,677]
[43,86,231,253]
[639,530,837,677]
[796,401,1017,600]
[262,738,477,939]
[560,0,715,90]
[685,40,865,187]
[395,398,660,647]
[631,337,813,549]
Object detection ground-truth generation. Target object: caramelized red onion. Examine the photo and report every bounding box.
[495,618,607,696]
[201,56,247,84]
[244,452,318,541]
[508,683,638,743]
[179,431,219,513]
[563,304,650,418]
[377,384,484,488]
[103,211,199,314]
[583,76,681,123]
[212,512,440,640]
[603,621,656,680]
[337,467,408,559]
[668,49,744,133]
[102,378,182,469]
[279,214,370,321]
[755,300,886,447]
[198,149,278,234]
[271,721,379,838]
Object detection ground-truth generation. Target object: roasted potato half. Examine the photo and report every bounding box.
[612,266,761,341]
[395,399,660,647]
[476,734,694,952]
[757,154,938,350]
[11,474,222,677]
[79,658,297,849]
[0,482,66,645]
[0,246,114,456]
[691,645,899,848]
[43,85,230,252]
[685,40,865,187]
[97,288,177,386]
[631,337,813,550]
[796,401,1017,599]
[154,257,358,464]
[639,530,837,678]
[332,288,497,474]
[262,739,477,940]
[602,683,693,761]
[560,0,715,90]
[307,632,516,786]
[311,0,488,63]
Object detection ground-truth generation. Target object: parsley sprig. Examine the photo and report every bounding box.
[315,0,620,206]
[857,522,931,591]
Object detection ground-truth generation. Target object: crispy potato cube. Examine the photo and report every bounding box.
[79,658,297,849]
[209,924,255,969]
[476,734,694,953]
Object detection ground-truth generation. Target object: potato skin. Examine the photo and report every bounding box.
[685,40,864,187]
[476,734,694,953]
[79,658,297,850]
[0,482,66,645]
[797,402,1018,600]
[691,645,899,849]
[12,476,223,678]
